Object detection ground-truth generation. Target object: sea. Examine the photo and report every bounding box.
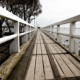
[53,28,80,35]
[53,28,80,55]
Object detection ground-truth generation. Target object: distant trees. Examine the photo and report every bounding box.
[0,0,42,37]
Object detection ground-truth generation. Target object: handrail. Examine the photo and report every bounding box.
[0,7,33,27]
[0,34,17,44]
[20,30,36,36]
[44,15,80,27]
[41,14,80,55]
[0,7,36,54]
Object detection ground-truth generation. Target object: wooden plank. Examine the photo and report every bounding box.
[43,55,55,80]
[60,54,80,79]
[37,39,40,44]
[55,44,67,53]
[72,54,80,61]
[66,54,80,70]
[54,54,77,80]
[48,39,53,43]
[41,44,47,54]
[54,42,80,70]
[35,55,45,80]
[41,39,43,43]
[41,31,80,80]
[51,44,62,53]
[35,38,37,43]
[37,44,41,54]
[43,38,61,80]
[47,44,57,54]
[33,44,37,54]
[4,34,36,80]
[25,56,36,80]
[52,55,66,80]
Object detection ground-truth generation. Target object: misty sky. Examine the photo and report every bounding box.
[31,0,80,27]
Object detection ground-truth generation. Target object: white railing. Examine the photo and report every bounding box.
[0,7,36,54]
[41,15,80,55]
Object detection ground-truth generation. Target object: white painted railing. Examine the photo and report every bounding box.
[0,7,36,54]
[41,15,80,55]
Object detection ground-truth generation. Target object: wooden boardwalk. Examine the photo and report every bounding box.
[7,30,80,80]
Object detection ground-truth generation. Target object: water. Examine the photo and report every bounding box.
[53,28,80,55]
[54,28,80,35]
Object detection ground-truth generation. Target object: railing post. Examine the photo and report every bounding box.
[50,26,53,38]
[52,26,54,38]
[50,26,52,33]
[57,25,60,42]
[69,22,75,53]
[9,21,20,54]
[49,26,51,33]
[22,25,28,43]
[45,27,46,31]
[30,26,31,37]
[28,26,30,39]
[47,27,49,34]
[45,27,47,34]
[47,27,48,33]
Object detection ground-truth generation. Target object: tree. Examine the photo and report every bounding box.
[0,0,42,22]
[0,0,42,37]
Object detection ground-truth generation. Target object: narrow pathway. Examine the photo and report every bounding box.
[7,30,80,80]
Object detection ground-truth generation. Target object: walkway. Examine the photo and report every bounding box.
[7,30,80,80]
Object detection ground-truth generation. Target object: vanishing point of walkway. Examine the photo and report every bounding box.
[7,30,80,80]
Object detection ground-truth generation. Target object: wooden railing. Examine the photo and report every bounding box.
[0,7,36,54]
[41,15,80,55]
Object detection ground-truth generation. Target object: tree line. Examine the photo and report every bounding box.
[0,0,42,37]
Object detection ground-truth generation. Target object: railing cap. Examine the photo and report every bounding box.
[0,7,34,28]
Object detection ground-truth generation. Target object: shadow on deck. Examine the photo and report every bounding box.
[7,30,80,80]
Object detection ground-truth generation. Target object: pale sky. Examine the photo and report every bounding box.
[31,0,80,27]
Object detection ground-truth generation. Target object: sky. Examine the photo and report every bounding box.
[31,0,80,27]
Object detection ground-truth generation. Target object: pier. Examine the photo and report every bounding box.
[0,7,80,80]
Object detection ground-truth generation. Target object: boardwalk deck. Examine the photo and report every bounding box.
[7,30,80,80]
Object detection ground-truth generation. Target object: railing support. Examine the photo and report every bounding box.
[9,22,20,54]
[57,25,60,42]
[69,22,75,53]
[28,26,31,39]
[50,26,52,33]
[51,26,53,38]
[22,25,28,43]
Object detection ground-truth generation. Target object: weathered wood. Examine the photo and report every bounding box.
[35,55,45,80]
[43,55,55,80]
[52,55,66,80]
[33,44,37,54]
[6,30,80,80]
[1,34,36,80]
[60,54,80,79]
[41,34,61,80]
[35,38,37,43]
[55,44,67,53]
[37,44,41,54]
[41,44,47,54]
[47,44,57,54]
[51,44,62,53]
[25,56,36,80]
[40,39,43,43]
[54,54,77,80]
[66,54,80,70]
